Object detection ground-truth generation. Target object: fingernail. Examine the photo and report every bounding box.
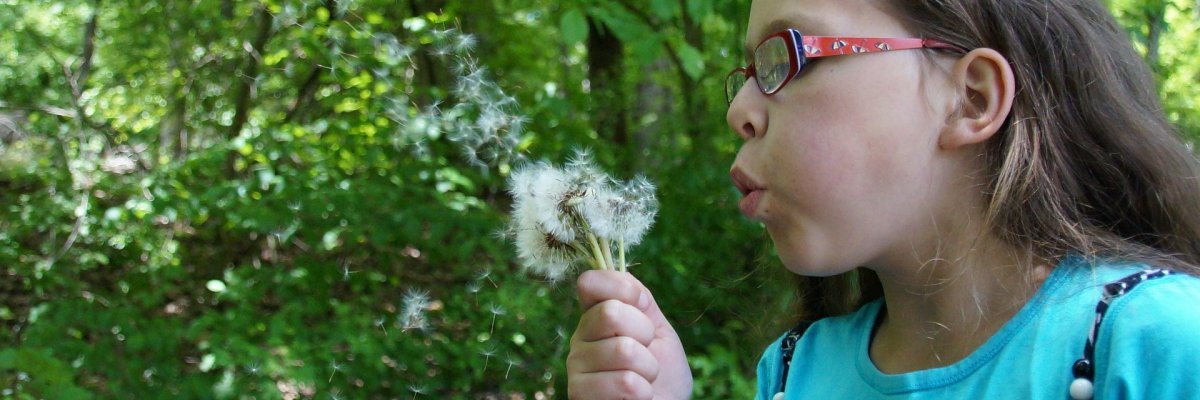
[637,291,650,310]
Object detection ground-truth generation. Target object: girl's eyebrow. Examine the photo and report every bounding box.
[743,15,829,59]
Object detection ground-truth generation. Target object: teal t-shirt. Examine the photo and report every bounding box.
[755,256,1200,399]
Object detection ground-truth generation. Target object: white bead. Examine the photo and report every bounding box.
[772,392,785,400]
[1069,378,1094,399]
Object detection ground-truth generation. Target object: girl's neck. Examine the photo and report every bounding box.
[867,244,1054,374]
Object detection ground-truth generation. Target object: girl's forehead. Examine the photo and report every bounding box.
[745,0,906,48]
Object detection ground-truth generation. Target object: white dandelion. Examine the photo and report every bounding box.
[506,150,658,278]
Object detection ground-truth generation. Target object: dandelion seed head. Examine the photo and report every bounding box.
[507,152,657,278]
[513,222,578,278]
[509,163,576,242]
[614,175,659,245]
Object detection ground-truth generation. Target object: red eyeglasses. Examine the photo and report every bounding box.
[725,29,965,104]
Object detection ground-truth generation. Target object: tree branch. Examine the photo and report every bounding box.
[71,0,100,98]
[226,6,276,176]
[284,0,338,123]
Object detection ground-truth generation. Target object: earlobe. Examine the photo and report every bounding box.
[938,48,1016,150]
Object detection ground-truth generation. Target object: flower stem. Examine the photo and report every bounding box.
[585,231,607,270]
[618,238,626,273]
[601,237,614,271]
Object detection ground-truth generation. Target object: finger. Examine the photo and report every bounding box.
[574,299,655,345]
[567,370,653,400]
[567,335,660,381]
[577,270,650,312]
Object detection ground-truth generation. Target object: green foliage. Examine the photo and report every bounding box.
[1,0,1196,398]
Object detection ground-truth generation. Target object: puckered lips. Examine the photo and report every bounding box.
[730,167,765,218]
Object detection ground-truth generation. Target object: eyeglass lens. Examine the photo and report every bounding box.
[726,35,796,104]
[755,36,791,94]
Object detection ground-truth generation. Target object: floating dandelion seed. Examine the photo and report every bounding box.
[329,361,344,382]
[504,356,522,380]
[246,363,260,375]
[488,303,506,334]
[479,345,499,374]
[455,34,477,52]
[553,326,568,345]
[408,384,428,400]
[375,317,388,336]
[400,288,433,333]
[507,150,658,278]
[475,270,497,287]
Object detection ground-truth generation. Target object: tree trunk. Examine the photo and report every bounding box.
[1143,1,1166,71]
[225,7,274,177]
[633,57,672,170]
[586,15,629,155]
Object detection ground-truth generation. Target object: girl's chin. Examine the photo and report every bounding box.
[770,234,855,277]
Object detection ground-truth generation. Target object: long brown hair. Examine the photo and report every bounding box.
[784,0,1200,324]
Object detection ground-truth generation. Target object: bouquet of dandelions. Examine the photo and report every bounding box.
[507,151,658,281]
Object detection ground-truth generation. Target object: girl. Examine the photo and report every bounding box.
[566,0,1200,399]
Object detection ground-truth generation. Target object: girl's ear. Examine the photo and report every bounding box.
[939,48,1016,150]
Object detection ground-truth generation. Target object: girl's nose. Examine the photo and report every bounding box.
[726,80,766,141]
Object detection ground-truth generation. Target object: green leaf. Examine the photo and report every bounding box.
[687,0,713,19]
[676,43,706,80]
[560,8,588,46]
[650,1,677,20]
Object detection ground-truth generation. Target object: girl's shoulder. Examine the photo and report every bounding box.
[1084,263,1200,398]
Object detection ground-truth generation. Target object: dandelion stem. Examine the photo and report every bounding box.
[618,238,626,273]
[585,231,607,270]
[601,237,614,271]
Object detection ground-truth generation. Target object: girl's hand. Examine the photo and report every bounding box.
[567,270,693,399]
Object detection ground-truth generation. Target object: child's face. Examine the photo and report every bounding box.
[728,0,961,276]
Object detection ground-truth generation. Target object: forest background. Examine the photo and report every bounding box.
[1,0,1197,398]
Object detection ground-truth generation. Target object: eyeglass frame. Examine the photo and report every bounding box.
[725,29,966,104]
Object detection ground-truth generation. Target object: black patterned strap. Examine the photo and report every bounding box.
[1069,269,1175,399]
[776,320,813,396]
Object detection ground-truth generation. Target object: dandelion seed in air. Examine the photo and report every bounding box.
[408,384,428,400]
[400,288,432,333]
[375,317,388,336]
[455,34,477,52]
[488,303,506,334]
[246,362,261,375]
[329,361,344,383]
[504,356,522,380]
[475,270,497,287]
[479,346,498,374]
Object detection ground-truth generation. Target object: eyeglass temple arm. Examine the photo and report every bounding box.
[799,36,967,59]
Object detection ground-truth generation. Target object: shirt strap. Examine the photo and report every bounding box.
[1069,268,1175,399]
[775,320,813,398]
